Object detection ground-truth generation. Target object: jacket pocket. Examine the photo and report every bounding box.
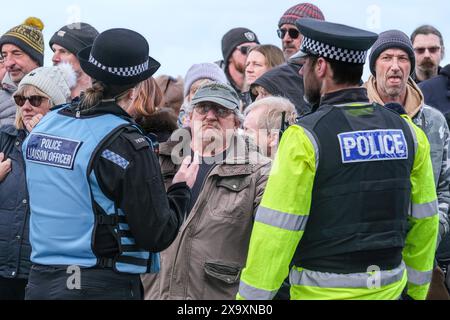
[204,261,242,284]
[216,176,250,192]
[211,176,252,220]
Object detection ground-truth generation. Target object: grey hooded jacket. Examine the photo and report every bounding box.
[367,76,450,239]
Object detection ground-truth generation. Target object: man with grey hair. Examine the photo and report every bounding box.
[0,17,44,128]
[142,82,271,300]
[244,96,297,158]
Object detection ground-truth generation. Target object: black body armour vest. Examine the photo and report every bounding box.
[294,103,415,274]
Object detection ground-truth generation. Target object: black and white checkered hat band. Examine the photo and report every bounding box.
[301,36,367,64]
[88,54,149,77]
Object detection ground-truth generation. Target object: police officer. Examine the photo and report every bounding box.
[22,28,198,300]
[237,18,439,300]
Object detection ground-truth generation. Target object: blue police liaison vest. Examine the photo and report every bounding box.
[22,106,160,274]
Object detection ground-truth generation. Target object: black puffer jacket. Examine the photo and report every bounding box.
[0,125,32,279]
[250,62,310,117]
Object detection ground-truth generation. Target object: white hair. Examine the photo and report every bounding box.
[245,96,297,131]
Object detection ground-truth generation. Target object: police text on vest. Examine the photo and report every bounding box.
[338,129,408,163]
[25,133,81,170]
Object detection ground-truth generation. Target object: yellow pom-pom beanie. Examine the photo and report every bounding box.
[0,17,45,66]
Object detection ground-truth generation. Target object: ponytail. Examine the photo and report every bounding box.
[80,81,106,110]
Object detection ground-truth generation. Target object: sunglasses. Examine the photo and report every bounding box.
[277,28,300,39]
[14,95,48,108]
[194,103,234,118]
[413,46,441,54]
[237,46,253,55]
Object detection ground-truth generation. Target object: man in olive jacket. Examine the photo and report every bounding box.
[142,82,271,300]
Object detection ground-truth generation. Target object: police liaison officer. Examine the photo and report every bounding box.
[237,19,439,300]
[22,29,199,300]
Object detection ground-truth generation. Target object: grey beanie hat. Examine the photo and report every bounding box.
[18,63,77,105]
[369,29,415,76]
[184,63,228,97]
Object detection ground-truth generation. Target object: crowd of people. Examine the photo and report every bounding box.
[0,3,449,300]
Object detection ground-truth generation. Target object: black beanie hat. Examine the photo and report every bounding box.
[369,30,415,76]
[49,22,99,56]
[221,27,259,64]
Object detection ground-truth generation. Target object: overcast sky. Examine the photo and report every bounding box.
[2,0,449,80]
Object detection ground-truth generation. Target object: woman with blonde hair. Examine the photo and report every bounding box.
[244,44,285,88]
[242,44,285,109]
[0,63,75,299]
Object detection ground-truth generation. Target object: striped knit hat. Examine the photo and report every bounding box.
[278,3,325,27]
[0,17,45,66]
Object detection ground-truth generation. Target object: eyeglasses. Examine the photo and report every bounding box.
[194,103,233,118]
[413,46,441,54]
[14,95,48,108]
[277,28,300,39]
[237,46,253,55]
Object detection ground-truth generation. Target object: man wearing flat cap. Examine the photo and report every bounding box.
[143,82,271,300]
[238,19,438,300]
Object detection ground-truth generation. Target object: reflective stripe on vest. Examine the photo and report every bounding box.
[303,128,319,170]
[406,265,433,286]
[290,262,406,288]
[238,280,278,300]
[256,206,308,232]
[411,201,438,219]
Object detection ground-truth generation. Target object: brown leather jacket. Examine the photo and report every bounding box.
[143,129,271,300]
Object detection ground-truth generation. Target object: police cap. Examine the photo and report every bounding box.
[291,18,378,65]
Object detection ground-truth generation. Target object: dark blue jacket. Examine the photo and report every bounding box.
[0,125,31,279]
[419,64,450,122]
[250,62,310,117]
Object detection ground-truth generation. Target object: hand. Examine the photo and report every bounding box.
[0,152,12,182]
[24,113,43,132]
[172,154,200,189]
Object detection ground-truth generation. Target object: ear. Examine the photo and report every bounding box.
[127,88,137,101]
[268,131,279,149]
[315,57,328,79]
[234,116,241,128]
